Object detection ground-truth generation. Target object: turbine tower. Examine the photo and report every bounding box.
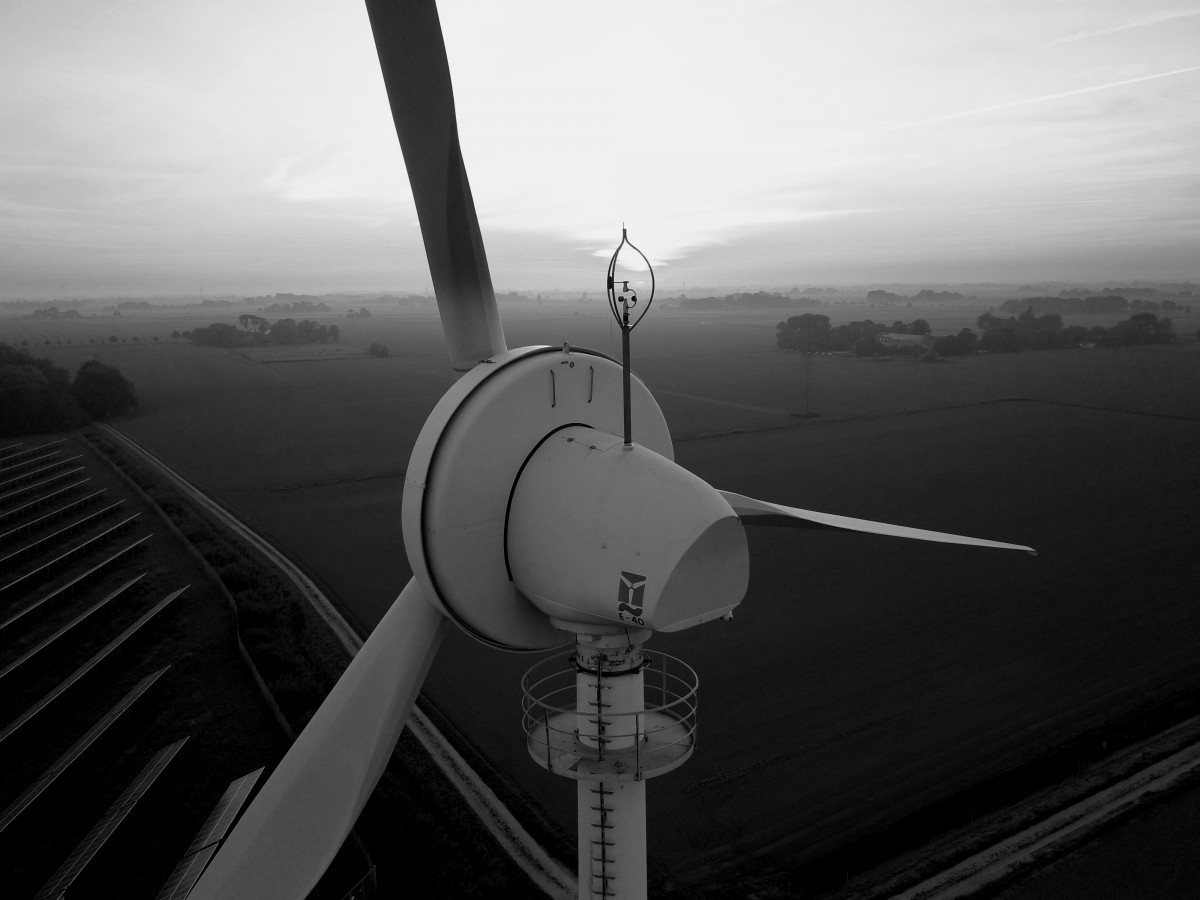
[190,3,1035,898]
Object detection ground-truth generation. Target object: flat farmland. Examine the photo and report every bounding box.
[7,306,1200,891]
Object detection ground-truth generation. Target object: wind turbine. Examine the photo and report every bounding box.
[190,3,1034,898]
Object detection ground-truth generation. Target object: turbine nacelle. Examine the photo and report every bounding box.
[507,426,748,633]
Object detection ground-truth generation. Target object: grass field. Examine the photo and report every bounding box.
[4,304,1199,893]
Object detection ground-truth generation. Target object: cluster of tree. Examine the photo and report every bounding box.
[996,295,1190,316]
[0,343,137,435]
[677,292,825,311]
[1056,285,1195,301]
[345,306,372,318]
[182,317,340,347]
[975,308,1176,351]
[866,289,966,304]
[367,342,390,357]
[263,298,330,314]
[776,315,948,355]
[29,306,83,319]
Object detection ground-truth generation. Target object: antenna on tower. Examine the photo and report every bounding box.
[606,227,655,447]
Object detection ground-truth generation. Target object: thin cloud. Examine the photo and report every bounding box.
[869,65,1200,134]
[1043,8,1200,48]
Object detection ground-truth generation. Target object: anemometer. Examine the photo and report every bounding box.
[606,227,656,447]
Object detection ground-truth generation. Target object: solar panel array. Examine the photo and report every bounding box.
[0,511,141,601]
[0,466,88,507]
[0,435,315,899]
[155,767,265,900]
[0,487,108,544]
[33,738,189,900]
[0,455,83,493]
[0,534,152,638]
[0,585,187,747]
[0,667,169,836]
[0,573,146,684]
[0,478,94,529]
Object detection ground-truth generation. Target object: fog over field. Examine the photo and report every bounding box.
[4,300,1198,890]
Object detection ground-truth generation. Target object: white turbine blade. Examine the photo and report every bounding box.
[190,578,449,900]
[365,0,506,371]
[719,490,1037,556]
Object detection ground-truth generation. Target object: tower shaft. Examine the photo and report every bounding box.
[578,780,647,900]
[574,638,648,899]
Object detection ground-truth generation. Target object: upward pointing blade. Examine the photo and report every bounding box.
[190,579,448,900]
[365,0,506,371]
[720,490,1037,556]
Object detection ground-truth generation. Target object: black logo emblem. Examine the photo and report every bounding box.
[617,571,647,623]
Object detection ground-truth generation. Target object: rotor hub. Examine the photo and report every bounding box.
[402,344,673,650]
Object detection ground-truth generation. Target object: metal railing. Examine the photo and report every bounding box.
[522,649,698,779]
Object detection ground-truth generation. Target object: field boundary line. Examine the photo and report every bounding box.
[268,471,404,493]
[673,394,1200,444]
[94,424,576,900]
[894,718,1200,899]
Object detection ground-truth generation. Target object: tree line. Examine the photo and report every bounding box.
[0,343,137,436]
[996,295,1192,316]
[776,308,1178,358]
[776,315,967,356]
[180,316,340,347]
[976,308,1176,351]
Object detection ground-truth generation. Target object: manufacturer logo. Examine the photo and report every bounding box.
[617,571,647,625]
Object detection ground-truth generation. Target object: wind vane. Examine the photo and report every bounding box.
[606,227,655,446]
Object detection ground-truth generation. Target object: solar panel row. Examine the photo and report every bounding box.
[0,487,108,545]
[0,534,152,639]
[0,455,84,493]
[0,438,67,466]
[0,499,125,571]
[0,479,93,529]
[0,584,186,747]
[0,467,88,508]
[155,767,265,900]
[33,737,189,900]
[0,511,141,601]
[0,451,66,480]
[0,573,146,685]
[0,667,169,835]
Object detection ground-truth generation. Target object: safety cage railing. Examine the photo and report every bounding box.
[521,649,698,781]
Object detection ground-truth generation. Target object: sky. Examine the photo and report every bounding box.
[1,0,1198,299]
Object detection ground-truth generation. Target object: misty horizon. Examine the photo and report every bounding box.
[2,2,1198,300]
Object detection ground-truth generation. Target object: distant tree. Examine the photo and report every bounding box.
[296,319,319,343]
[328,324,340,342]
[910,318,931,335]
[933,328,978,356]
[171,330,181,339]
[109,335,118,343]
[73,360,137,418]
[187,322,241,347]
[367,342,390,357]
[979,327,1020,353]
[1100,313,1174,347]
[269,318,299,344]
[777,313,832,351]
[238,313,270,335]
